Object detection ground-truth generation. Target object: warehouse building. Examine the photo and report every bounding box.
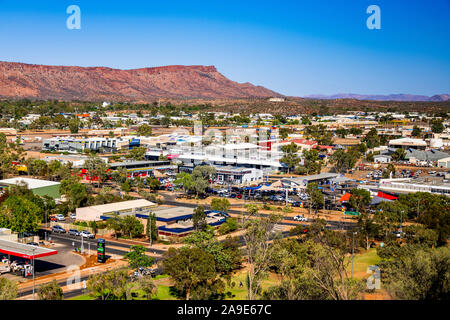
[75,199,156,221]
[0,177,61,198]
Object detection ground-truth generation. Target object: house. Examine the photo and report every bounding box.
[374,155,392,164]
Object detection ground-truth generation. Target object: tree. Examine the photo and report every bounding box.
[0,195,41,233]
[193,205,207,231]
[68,118,80,133]
[87,267,130,300]
[330,149,359,173]
[303,149,322,174]
[348,188,371,213]
[38,279,64,300]
[146,212,158,243]
[125,245,155,270]
[106,214,123,239]
[363,128,380,149]
[136,124,152,136]
[375,201,408,239]
[210,198,230,213]
[431,119,445,134]
[357,212,380,250]
[0,277,18,300]
[84,155,109,188]
[242,205,281,300]
[174,171,193,195]
[184,229,242,277]
[391,148,406,162]
[121,215,144,239]
[121,180,132,193]
[147,176,161,191]
[128,147,147,161]
[280,142,300,173]
[379,246,449,300]
[163,246,222,300]
[306,183,324,214]
[412,125,422,137]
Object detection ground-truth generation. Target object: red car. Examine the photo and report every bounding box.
[49,216,57,222]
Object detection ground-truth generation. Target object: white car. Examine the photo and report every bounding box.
[80,230,95,239]
[56,214,65,221]
[294,215,308,222]
[69,213,76,219]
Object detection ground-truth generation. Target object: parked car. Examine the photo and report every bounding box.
[80,230,95,239]
[51,225,66,234]
[49,216,57,222]
[292,201,302,207]
[294,215,308,222]
[69,213,76,219]
[56,214,65,221]
[26,242,39,246]
[68,229,81,236]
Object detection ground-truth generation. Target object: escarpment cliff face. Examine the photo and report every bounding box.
[0,61,281,101]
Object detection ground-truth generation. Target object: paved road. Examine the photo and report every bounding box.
[163,199,356,231]
[44,231,167,256]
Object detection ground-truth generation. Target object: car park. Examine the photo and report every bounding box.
[51,225,66,234]
[80,230,95,239]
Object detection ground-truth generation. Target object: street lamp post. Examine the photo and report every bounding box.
[352,231,357,279]
[31,247,36,300]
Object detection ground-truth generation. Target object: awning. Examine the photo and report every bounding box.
[0,239,58,260]
[377,191,398,200]
[339,193,351,202]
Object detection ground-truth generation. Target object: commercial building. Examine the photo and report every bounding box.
[388,138,427,150]
[0,177,61,198]
[75,199,156,221]
[437,157,450,169]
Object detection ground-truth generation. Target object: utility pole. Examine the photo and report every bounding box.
[352,231,357,279]
[32,246,36,300]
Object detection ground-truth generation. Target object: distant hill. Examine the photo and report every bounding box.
[304,93,450,102]
[0,61,282,101]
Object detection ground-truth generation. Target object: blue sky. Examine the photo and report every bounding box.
[0,0,449,96]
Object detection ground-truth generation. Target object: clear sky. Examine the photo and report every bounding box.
[0,0,449,96]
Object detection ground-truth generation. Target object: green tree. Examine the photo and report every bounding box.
[379,246,449,300]
[391,148,406,162]
[193,205,207,231]
[163,246,223,300]
[363,128,381,149]
[136,124,152,136]
[87,267,130,300]
[210,198,230,213]
[68,118,80,134]
[280,142,300,173]
[348,188,371,213]
[431,119,445,133]
[0,278,18,300]
[306,183,324,214]
[125,245,155,270]
[0,196,41,233]
[121,215,144,238]
[412,125,422,137]
[128,147,147,161]
[38,279,64,300]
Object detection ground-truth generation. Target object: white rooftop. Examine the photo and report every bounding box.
[82,199,156,214]
[0,177,60,189]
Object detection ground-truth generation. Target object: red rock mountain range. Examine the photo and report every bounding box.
[0,61,281,101]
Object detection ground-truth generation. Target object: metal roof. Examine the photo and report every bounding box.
[0,178,60,189]
[0,239,58,259]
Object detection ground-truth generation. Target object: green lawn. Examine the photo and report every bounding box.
[346,248,381,275]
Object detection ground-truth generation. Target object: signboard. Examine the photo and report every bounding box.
[97,238,106,263]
